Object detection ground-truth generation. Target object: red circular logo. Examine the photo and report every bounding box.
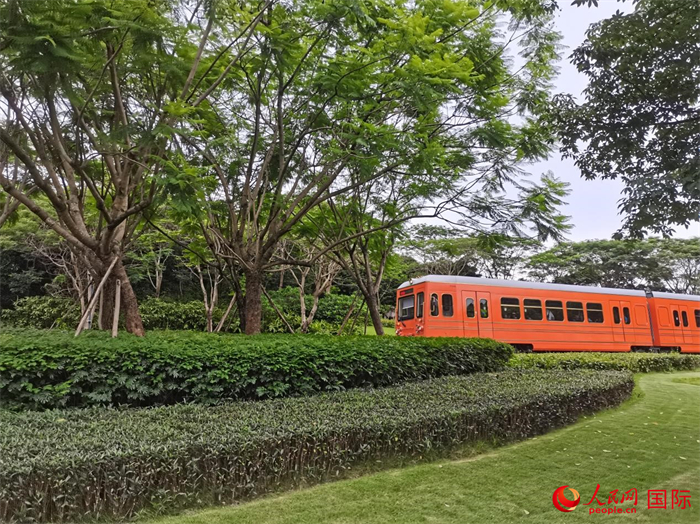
[553,485,581,512]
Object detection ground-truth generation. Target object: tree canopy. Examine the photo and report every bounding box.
[553,0,700,237]
[527,238,700,293]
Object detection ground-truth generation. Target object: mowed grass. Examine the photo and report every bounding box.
[149,372,700,524]
[363,325,396,335]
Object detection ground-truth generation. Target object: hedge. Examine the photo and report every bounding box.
[0,296,81,330]
[509,352,700,373]
[0,292,368,334]
[0,329,512,410]
[0,369,634,523]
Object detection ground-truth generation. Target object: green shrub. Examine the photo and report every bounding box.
[138,297,228,331]
[1,294,359,333]
[0,369,633,523]
[382,317,396,328]
[0,329,513,409]
[315,293,365,324]
[261,290,366,333]
[0,296,80,329]
[509,352,700,373]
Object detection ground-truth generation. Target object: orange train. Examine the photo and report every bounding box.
[395,275,700,353]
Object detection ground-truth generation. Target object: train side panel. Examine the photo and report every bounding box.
[473,284,652,352]
[396,278,699,353]
[649,297,700,353]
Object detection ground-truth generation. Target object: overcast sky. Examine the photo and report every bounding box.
[531,1,699,241]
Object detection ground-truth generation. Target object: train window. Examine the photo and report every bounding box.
[681,311,688,327]
[466,298,475,318]
[613,306,621,324]
[586,303,604,323]
[673,310,680,327]
[442,294,454,317]
[524,299,543,320]
[430,294,439,316]
[623,307,631,325]
[566,301,585,322]
[545,300,564,321]
[416,292,424,318]
[501,297,521,320]
[480,298,489,319]
[695,310,700,328]
[398,295,415,321]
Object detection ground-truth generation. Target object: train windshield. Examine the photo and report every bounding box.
[398,295,415,320]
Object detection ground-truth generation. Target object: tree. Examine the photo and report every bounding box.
[650,238,700,294]
[0,123,34,228]
[553,0,700,236]
[527,239,658,288]
[399,225,480,277]
[0,0,269,334]
[527,238,700,293]
[465,234,542,280]
[400,226,542,280]
[127,229,175,299]
[312,195,404,336]
[177,0,567,333]
[277,239,340,333]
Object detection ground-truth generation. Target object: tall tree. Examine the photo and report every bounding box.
[0,0,269,334]
[553,0,700,236]
[177,0,567,333]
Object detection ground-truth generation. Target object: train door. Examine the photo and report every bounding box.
[461,290,479,337]
[610,300,626,343]
[620,300,634,344]
[670,305,685,345]
[476,291,494,338]
[678,304,693,345]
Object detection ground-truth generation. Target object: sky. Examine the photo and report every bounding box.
[528,1,699,242]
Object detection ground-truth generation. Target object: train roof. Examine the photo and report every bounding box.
[398,275,700,303]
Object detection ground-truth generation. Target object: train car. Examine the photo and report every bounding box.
[647,293,700,351]
[395,275,700,353]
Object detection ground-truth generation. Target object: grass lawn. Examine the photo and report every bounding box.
[148,371,700,524]
[362,325,396,335]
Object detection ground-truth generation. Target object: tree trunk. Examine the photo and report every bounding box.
[99,259,145,336]
[301,295,320,333]
[206,308,213,333]
[236,291,247,333]
[244,270,263,334]
[365,292,385,336]
[155,267,162,298]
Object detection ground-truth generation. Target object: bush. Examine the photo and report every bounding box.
[261,290,366,333]
[138,297,228,331]
[0,294,359,333]
[0,296,80,329]
[0,369,633,523]
[0,329,513,410]
[509,352,700,373]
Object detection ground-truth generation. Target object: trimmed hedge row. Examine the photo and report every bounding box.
[0,329,512,409]
[0,369,634,523]
[509,352,700,373]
